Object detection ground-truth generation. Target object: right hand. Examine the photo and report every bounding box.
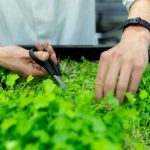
[95,26,149,103]
[0,42,58,76]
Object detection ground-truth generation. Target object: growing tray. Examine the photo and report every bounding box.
[21,45,150,62]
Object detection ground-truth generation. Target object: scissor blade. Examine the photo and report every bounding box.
[54,75,77,107]
[53,75,66,90]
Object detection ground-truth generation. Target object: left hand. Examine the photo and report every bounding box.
[0,41,58,77]
[95,26,150,104]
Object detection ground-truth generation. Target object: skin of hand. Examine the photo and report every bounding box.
[95,0,150,104]
[0,41,58,76]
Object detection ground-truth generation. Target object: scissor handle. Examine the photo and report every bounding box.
[29,48,61,76]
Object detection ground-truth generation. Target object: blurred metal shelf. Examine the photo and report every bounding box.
[21,45,150,62]
[96,1,127,12]
[96,0,127,21]
[96,0,128,45]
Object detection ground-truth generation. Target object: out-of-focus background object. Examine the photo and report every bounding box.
[21,1,130,61]
[96,0,128,46]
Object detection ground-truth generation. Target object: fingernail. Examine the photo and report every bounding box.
[41,53,47,60]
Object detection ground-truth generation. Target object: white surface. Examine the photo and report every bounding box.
[0,0,130,45]
[123,0,135,10]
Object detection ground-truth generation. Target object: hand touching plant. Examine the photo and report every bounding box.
[95,26,150,103]
[95,0,150,103]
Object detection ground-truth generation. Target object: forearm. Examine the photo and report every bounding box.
[129,0,150,21]
[122,0,150,45]
[0,46,23,68]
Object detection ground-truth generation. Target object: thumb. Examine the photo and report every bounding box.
[34,51,49,61]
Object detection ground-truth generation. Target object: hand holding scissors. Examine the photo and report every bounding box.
[29,42,66,90]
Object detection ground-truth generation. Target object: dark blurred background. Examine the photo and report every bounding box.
[96,0,128,46]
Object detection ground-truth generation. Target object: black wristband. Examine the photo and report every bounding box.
[119,17,150,32]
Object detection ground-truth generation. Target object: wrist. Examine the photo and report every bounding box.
[121,26,150,45]
[0,46,12,68]
[0,46,8,58]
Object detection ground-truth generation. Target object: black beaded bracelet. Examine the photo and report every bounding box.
[119,17,150,32]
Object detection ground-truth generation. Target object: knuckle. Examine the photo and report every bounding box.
[112,50,123,58]
[97,75,103,82]
[134,62,144,70]
[51,53,56,59]
[95,82,102,89]
[117,84,126,91]
[48,45,53,50]
[122,56,133,63]
[134,73,142,81]
[104,82,114,91]
[100,52,108,60]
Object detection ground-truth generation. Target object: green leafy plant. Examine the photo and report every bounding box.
[0,59,150,150]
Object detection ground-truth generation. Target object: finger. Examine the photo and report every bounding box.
[116,62,132,104]
[43,41,58,64]
[27,63,48,77]
[50,53,58,65]
[95,51,110,101]
[128,62,145,94]
[103,56,121,98]
[32,60,49,74]
[28,60,44,71]
[31,69,48,77]
[43,41,53,55]
[34,51,49,61]
[35,41,44,51]
[32,62,43,70]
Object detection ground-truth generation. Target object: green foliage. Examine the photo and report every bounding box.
[0,60,150,150]
[5,74,20,87]
[26,75,34,83]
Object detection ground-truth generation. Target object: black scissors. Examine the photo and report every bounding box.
[29,48,66,90]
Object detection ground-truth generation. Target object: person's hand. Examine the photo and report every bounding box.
[95,26,150,104]
[0,41,58,76]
